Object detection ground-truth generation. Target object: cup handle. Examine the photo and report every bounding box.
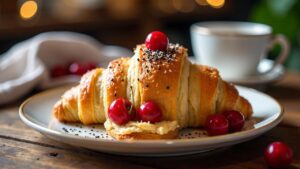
[264,34,290,73]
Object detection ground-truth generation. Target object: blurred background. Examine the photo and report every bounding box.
[0,0,299,71]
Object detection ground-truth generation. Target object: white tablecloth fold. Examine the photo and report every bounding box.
[0,32,132,105]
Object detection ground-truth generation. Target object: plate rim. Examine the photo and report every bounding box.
[19,85,284,146]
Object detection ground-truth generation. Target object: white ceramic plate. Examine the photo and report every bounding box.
[19,86,283,156]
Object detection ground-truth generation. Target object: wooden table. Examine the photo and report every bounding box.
[1,72,300,169]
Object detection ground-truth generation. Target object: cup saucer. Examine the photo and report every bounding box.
[224,59,285,86]
[189,58,285,89]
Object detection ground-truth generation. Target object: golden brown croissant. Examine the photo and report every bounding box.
[53,44,253,140]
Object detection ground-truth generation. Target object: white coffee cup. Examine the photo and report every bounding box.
[190,21,289,79]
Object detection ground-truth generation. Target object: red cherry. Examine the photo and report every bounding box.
[264,141,293,168]
[205,114,229,136]
[138,101,162,123]
[51,65,68,78]
[223,110,245,132]
[108,98,136,125]
[145,31,169,51]
[69,62,87,76]
[85,62,97,71]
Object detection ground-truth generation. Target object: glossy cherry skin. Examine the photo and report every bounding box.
[51,65,68,78]
[264,141,293,168]
[68,62,87,76]
[205,114,229,136]
[138,101,162,123]
[145,31,169,51]
[223,110,245,132]
[108,98,136,125]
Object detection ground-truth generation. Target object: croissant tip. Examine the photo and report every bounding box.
[53,100,65,122]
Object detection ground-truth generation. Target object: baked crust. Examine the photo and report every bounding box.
[103,58,130,116]
[52,44,253,140]
[188,64,252,127]
[78,68,105,124]
[53,86,80,122]
[188,65,220,127]
[131,44,189,127]
[107,129,179,140]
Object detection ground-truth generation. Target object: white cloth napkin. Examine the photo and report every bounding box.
[0,32,133,105]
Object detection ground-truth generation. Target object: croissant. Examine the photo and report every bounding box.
[53,44,253,140]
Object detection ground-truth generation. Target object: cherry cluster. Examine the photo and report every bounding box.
[51,62,97,78]
[108,98,162,125]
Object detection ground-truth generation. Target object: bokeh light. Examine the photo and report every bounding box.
[20,0,38,20]
[206,0,225,8]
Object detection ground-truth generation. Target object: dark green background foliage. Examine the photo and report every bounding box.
[251,0,300,71]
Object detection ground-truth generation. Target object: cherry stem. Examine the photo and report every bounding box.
[128,105,133,115]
